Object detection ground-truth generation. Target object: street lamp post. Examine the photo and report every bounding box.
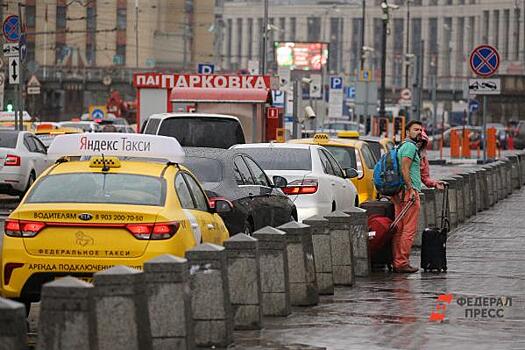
[379,1,389,120]
[404,0,411,88]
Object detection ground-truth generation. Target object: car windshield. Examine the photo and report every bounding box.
[364,142,382,160]
[323,122,359,131]
[35,134,59,147]
[239,148,312,171]
[0,132,18,148]
[184,157,223,184]
[26,173,165,206]
[158,117,245,149]
[60,123,95,132]
[323,146,357,169]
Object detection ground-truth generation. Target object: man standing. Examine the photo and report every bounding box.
[392,120,423,273]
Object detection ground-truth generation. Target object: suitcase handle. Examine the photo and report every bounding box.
[440,185,450,231]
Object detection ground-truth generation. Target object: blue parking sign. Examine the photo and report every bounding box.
[198,64,215,75]
[330,76,343,90]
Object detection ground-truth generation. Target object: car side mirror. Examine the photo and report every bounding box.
[344,168,359,179]
[213,199,233,214]
[272,175,288,188]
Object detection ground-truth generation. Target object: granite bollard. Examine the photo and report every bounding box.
[185,243,233,348]
[0,297,27,350]
[277,221,319,306]
[303,215,334,295]
[483,165,495,206]
[144,255,194,350]
[325,211,355,286]
[252,226,291,317]
[37,277,95,350]
[451,175,465,223]
[94,266,152,350]
[224,233,262,330]
[343,207,371,277]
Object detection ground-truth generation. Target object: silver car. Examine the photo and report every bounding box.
[0,131,49,197]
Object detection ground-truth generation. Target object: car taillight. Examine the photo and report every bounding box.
[126,222,179,240]
[4,263,24,285]
[4,220,46,237]
[4,154,20,166]
[282,179,318,195]
[208,196,232,209]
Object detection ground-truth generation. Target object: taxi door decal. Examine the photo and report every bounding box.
[183,209,202,243]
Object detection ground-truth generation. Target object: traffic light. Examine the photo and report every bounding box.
[6,102,13,112]
[393,116,406,142]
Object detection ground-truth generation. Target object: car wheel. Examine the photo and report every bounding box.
[20,171,35,199]
[242,218,254,236]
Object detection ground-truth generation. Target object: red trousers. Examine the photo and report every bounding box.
[392,190,421,269]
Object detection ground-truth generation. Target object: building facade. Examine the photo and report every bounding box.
[0,0,216,120]
[218,0,525,92]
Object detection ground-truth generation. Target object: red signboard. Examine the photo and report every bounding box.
[267,107,279,119]
[133,73,271,90]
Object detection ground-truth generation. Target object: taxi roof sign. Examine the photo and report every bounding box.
[47,133,185,163]
[337,131,360,139]
[313,133,329,144]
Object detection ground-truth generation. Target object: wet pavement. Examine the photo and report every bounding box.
[232,187,525,350]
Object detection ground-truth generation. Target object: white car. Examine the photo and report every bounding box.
[232,143,358,222]
[0,131,50,197]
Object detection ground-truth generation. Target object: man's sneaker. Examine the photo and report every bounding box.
[393,265,419,273]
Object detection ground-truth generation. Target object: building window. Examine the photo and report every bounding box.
[26,5,36,28]
[237,18,242,63]
[86,5,96,66]
[482,10,489,43]
[514,8,520,60]
[373,18,382,69]
[268,18,275,67]
[393,18,404,87]
[56,43,67,62]
[86,43,95,65]
[279,17,285,41]
[289,17,296,41]
[227,19,233,67]
[115,45,126,65]
[412,0,422,5]
[443,17,452,77]
[117,8,127,31]
[57,6,66,29]
[429,0,438,5]
[428,18,438,77]
[493,10,499,48]
[351,17,363,74]
[87,7,96,30]
[247,18,253,59]
[411,18,422,56]
[456,17,465,75]
[307,17,321,42]
[329,17,343,73]
[504,9,510,60]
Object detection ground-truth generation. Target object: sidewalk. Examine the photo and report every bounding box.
[232,188,525,350]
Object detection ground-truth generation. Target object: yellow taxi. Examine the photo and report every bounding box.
[1,133,230,310]
[289,131,378,203]
[360,135,395,160]
[34,126,84,148]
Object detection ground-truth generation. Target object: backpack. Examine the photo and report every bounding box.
[373,141,413,196]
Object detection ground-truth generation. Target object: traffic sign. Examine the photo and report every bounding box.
[27,74,40,87]
[469,45,500,77]
[89,105,107,120]
[359,69,372,81]
[27,86,40,95]
[267,107,279,119]
[3,15,20,43]
[19,34,26,62]
[468,78,501,95]
[344,86,356,100]
[197,63,215,75]
[330,76,343,90]
[8,57,19,84]
[400,88,412,100]
[3,43,19,57]
[271,90,285,108]
[469,99,480,113]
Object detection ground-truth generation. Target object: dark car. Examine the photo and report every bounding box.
[183,147,297,235]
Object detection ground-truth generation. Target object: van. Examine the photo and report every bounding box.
[142,113,246,149]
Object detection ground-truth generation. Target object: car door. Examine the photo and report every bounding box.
[323,149,354,209]
[318,149,345,211]
[31,135,50,172]
[243,155,283,227]
[182,173,226,244]
[175,172,204,244]
[23,134,46,176]
[360,143,378,201]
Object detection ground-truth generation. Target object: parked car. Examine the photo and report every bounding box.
[0,130,50,197]
[290,132,378,204]
[184,147,296,235]
[232,143,358,222]
[142,113,245,149]
[58,121,102,133]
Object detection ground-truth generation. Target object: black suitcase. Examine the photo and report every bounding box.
[421,184,449,272]
[360,198,395,220]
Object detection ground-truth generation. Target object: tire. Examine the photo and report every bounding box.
[20,171,35,200]
[242,218,254,236]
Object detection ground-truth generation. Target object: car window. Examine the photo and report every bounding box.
[324,146,357,170]
[24,135,38,152]
[158,117,245,148]
[237,147,312,171]
[323,150,344,177]
[175,173,196,209]
[318,149,335,175]
[183,157,223,184]
[361,144,377,168]
[243,156,270,187]
[183,173,209,211]
[233,156,254,185]
[26,173,165,206]
[143,118,161,134]
[0,132,18,148]
[31,136,47,153]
